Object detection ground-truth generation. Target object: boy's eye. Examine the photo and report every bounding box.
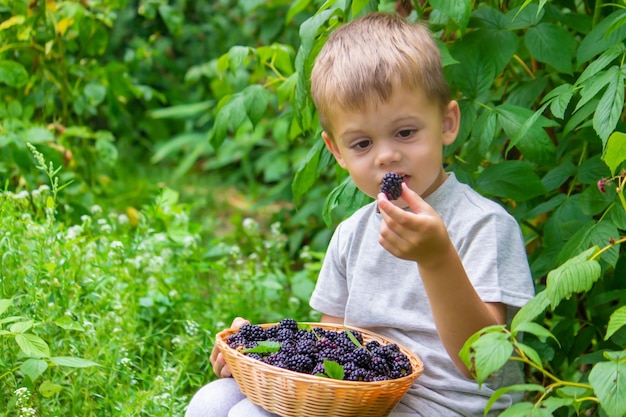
[397,129,415,138]
[352,139,372,150]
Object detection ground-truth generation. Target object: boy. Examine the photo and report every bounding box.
[186,11,534,417]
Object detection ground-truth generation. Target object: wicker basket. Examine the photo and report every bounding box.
[216,322,423,417]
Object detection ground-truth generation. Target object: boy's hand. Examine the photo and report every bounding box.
[377,183,452,268]
[211,317,249,378]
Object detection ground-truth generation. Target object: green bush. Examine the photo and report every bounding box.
[0,148,319,415]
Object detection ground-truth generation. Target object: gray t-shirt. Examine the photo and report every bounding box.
[309,173,535,416]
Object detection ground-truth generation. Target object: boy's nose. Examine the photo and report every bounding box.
[375,143,401,167]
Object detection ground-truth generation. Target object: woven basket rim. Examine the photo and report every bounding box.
[216,321,424,387]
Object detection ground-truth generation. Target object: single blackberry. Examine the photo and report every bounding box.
[278,318,299,333]
[295,338,317,356]
[365,340,381,351]
[226,333,246,348]
[370,355,391,377]
[311,362,326,376]
[276,327,295,342]
[380,172,404,200]
[284,354,315,374]
[265,325,279,340]
[350,347,372,368]
[238,324,267,342]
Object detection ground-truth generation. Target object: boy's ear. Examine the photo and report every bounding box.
[442,100,460,146]
[322,131,347,169]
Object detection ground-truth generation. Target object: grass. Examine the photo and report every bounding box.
[0,152,321,416]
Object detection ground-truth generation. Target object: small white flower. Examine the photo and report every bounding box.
[110,241,123,250]
[100,224,112,233]
[15,190,30,199]
[66,225,83,240]
[183,235,196,247]
[80,215,90,223]
[184,320,199,336]
[90,205,102,215]
[270,222,281,236]
[38,184,50,193]
[120,357,132,366]
[153,233,167,243]
[243,217,258,232]
[118,214,129,224]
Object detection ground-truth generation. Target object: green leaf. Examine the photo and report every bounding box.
[540,83,574,119]
[436,40,459,68]
[21,358,48,382]
[243,341,281,354]
[516,343,544,371]
[605,306,626,341]
[228,46,251,72]
[430,0,472,30]
[556,220,618,267]
[158,4,183,37]
[603,132,626,175]
[148,101,213,119]
[576,43,626,87]
[23,127,54,145]
[485,384,545,415]
[286,0,312,23]
[54,316,84,332]
[323,359,344,380]
[293,138,324,204]
[575,67,616,113]
[511,291,550,331]
[210,94,248,149]
[593,66,625,144]
[447,28,516,99]
[470,109,497,155]
[507,3,546,28]
[242,85,270,124]
[0,298,11,316]
[499,402,550,417]
[299,9,335,58]
[39,380,63,398]
[344,329,362,349]
[476,161,547,202]
[50,356,100,368]
[495,104,557,164]
[10,319,34,334]
[588,351,626,417]
[467,329,513,385]
[525,23,575,74]
[322,176,370,226]
[0,60,28,87]
[513,322,557,344]
[545,247,602,309]
[577,9,626,64]
[15,334,50,358]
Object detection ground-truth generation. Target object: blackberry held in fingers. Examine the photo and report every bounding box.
[381,173,404,200]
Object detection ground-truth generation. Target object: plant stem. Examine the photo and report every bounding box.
[592,0,605,27]
[591,236,626,260]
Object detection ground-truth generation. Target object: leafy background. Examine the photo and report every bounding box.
[1,0,626,416]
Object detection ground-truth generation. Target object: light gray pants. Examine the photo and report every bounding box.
[185,378,419,417]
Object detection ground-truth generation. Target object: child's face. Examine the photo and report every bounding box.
[322,86,459,208]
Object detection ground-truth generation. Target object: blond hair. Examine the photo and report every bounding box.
[310,12,450,133]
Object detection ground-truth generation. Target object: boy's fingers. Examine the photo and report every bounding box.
[232,317,249,328]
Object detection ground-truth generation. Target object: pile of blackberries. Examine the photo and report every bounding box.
[380,172,404,200]
[226,318,413,382]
